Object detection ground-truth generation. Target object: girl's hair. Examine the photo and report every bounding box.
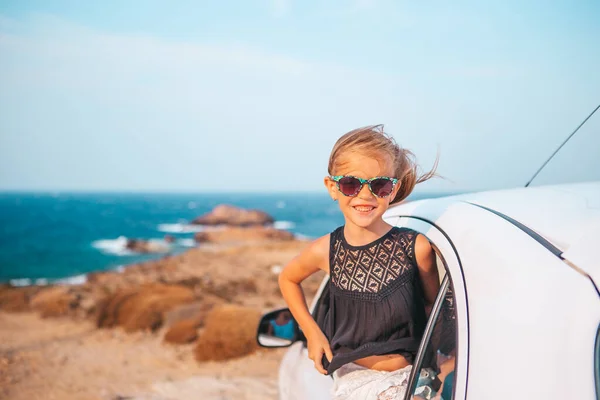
[327,124,438,204]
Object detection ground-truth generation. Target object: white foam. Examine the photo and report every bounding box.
[56,274,87,285]
[9,278,33,287]
[188,201,198,209]
[294,233,312,240]
[273,221,295,230]
[177,238,197,247]
[91,236,134,256]
[9,278,50,287]
[276,201,286,209]
[157,223,205,234]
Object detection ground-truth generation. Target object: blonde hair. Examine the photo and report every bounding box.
[327,124,438,204]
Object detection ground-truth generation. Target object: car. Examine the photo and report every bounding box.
[256,108,600,399]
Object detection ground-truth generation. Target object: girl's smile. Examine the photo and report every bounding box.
[325,153,400,240]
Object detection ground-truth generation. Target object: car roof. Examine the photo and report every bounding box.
[457,181,600,251]
[386,181,600,277]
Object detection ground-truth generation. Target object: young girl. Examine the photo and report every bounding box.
[278,125,440,399]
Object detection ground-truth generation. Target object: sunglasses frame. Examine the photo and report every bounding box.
[329,175,399,198]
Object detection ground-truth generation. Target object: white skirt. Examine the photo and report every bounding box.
[331,363,413,400]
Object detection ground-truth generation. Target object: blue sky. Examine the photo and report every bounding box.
[1,0,599,192]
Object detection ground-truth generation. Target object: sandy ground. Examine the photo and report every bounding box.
[0,311,287,400]
[0,238,326,400]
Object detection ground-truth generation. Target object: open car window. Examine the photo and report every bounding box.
[408,276,457,400]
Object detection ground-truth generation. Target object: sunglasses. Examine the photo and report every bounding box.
[330,175,399,198]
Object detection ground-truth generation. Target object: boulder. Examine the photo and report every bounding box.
[194,304,262,362]
[191,205,274,227]
[194,226,294,244]
[30,286,79,318]
[125,239,170,254]
[164,318,201,344]
[0,286,41,312]
[163,300,219,328]
[96,284,195,332]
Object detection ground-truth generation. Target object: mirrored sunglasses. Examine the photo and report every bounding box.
[330,175,398,198]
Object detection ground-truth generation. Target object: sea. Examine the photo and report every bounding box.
[0,191,448,285]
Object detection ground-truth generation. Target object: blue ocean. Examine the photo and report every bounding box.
[0,191,445,284]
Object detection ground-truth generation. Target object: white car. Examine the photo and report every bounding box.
[257,110,600,399]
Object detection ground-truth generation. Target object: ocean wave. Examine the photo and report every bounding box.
[157,223,205,234]
[55,274,87,285]
[273,221,296,230]
[177,238,197,247]
[9,274,88,287]
[9,278,49,287]
[91,236,134,256]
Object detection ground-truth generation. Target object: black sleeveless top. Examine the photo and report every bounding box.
[322,226,427,375]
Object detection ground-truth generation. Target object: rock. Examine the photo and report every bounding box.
[194,304,261,362]
[194,226,294,244]
[163,319,201,344]
[0,286,40,312]
[212,279,258,301]
[30,286,79,318]
[163,300,219,328]
[96,284,195,332]
[191,205,274,227]
[164,235,175,243]
[126,239,170,254]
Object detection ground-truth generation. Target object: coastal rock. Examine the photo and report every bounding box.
[164,300,220,328]
[194,305,261,362]
[191,205,274,227]
[30,286,79,318]
[96,284,195,332]
[0,286,40,312]
[126,239,170,254]
[194,226,294,244]
[163,318,201,344]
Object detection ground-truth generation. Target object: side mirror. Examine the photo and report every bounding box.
[256,308,303,348]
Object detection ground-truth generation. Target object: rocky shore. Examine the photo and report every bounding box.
[0,205,326,400]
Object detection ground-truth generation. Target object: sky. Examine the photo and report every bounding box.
[0,0,599,193]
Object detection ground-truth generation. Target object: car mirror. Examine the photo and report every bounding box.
[256,308,302,348]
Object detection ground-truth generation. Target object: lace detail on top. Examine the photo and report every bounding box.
[330,227,416,296]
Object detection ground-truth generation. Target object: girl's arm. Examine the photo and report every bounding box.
[415,233,440,315]
[278,234,332,374]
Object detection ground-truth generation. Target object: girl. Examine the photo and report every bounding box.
[278,125,440,399]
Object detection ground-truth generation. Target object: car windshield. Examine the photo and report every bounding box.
[527,105,600,187]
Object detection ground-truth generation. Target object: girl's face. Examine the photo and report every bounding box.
[324,151,400,230]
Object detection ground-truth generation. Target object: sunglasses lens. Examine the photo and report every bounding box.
[370,178,395,197]
[338,176,362,196]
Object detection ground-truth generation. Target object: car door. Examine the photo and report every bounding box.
[278,277,333,400]
[383,215,467,400]
[278,214,467,400]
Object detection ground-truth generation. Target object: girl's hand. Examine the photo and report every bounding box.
[306,328,333,374]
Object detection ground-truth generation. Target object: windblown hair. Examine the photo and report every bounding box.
[327,124,438,204]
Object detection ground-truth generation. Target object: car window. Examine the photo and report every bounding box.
[409,276,457,400]
[596,323,600,400]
